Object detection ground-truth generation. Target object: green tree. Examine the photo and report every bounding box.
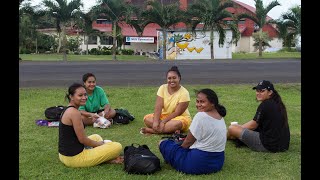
[125,3,148,37]
[237,0,280,57]
[273,19,294,48]
[37,33,56,53]
[77,11,102,55]
[188,0,240,60]
[19,2,46,54]
[140,1,183,60]
[66,36,82,53]
[42,0,83,61]
[91,0,129,60]
[252,30,271,51]
[281,5,301,47]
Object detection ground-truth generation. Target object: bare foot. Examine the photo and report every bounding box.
[140,127,157,135]
[107,156,124,164]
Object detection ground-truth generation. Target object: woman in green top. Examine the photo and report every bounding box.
[79,73,116,125]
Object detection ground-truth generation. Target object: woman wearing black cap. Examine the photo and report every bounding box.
[227,80,290,152]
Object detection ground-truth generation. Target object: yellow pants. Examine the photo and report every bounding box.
[59,134,122,167]
[143,113,191,132]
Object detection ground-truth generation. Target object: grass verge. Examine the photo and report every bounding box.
[19,83,301,179]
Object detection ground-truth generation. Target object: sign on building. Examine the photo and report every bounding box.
[126,37,154,43]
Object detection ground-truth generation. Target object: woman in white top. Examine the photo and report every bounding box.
[159,88,227,175]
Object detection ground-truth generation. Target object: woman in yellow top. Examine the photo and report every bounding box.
[141,66,192,134]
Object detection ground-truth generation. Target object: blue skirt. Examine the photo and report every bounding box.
[159,140,225,175]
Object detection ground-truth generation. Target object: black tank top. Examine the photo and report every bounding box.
[58,106,84,156]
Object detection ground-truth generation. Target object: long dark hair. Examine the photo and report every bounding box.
[167,66,181,81]
[196,88,227,117]
[270,89,289,127]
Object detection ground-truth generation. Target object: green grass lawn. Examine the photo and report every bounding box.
[19,51,300,61]
[19,83,301,179]
[232,52,301,59]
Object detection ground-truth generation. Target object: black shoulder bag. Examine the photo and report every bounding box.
[123,144,161,174]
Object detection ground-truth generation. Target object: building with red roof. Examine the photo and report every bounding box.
[39,0,282,56]
[86,0,281,54]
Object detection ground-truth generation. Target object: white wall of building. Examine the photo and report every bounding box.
[79,36,113,51]
[268,38,283,49]
[79,35,158,53]
[157,30,233,60]
[123,43,157,53]
[236,36,283,53]
[213,30,233,59]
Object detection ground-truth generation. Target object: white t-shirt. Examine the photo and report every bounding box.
[189,112,227,152]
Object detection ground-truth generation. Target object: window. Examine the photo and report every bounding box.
[100,36,113,45]
[239,19,245,24]
[96,19,111,24]
[225,20,233,24]
[88,36,97,44]
[254,23,259,32]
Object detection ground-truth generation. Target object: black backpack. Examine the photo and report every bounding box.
[44,105,67,121]
[113,108,135,124]
[124,144,161,174]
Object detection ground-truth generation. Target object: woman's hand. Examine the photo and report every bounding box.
[152,120,160,132]
[98,111,105,118]
[91,113,100,123]
[158,122,166,133]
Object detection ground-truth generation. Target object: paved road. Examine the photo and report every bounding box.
[19,59,301,88]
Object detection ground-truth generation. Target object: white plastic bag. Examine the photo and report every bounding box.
[93,114,111,129]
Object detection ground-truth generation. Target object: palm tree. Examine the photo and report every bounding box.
[91,0,129,60]
[237,0,280,57]
[42,0,83,61]
[189,0,240,60]
[274,19,294,48]
[77,11,102,55]
[19,0,25,5]
[281,5,301,47]
[19,2,46,54]
[124,3,148,37]
[136,1,186,60]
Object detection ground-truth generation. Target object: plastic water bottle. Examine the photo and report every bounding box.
[230,121,238,125]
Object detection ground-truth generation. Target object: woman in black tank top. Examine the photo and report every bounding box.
[58,83,123,167]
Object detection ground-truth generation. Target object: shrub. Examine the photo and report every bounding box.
[278,47,298,52]
[20,48,32,54]
[121,49,134,55]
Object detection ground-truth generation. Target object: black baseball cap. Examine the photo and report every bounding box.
[252,80,274,91]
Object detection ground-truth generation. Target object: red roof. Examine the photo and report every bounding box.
[92,23,161,37]
[90,1,270,37]
[92,22,245,37]
[232,0,273,21]
[93,25,112,32]
[122,23,161,37]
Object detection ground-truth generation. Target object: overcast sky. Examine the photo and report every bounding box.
[236,0,301,19]
[28,0,301,20]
